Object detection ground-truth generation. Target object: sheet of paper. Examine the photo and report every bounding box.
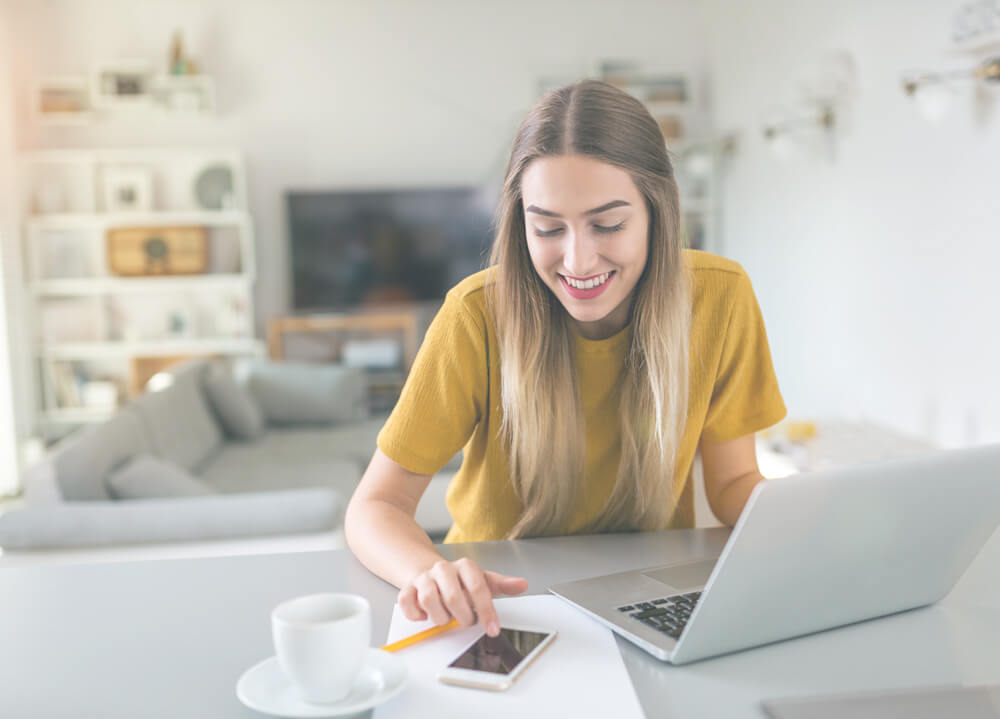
[375,594,645,718]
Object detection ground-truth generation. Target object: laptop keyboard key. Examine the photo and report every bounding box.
[631,607,670,620]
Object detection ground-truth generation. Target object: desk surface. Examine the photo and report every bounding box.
[3,527,999,718]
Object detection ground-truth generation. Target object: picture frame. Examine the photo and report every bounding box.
[105,226,208,275]
[102,167,154,213]
[91,61,154,108]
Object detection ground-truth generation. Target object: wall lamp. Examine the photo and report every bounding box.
[762,106,835,141]
[902,56,1000,122]
[761,105,837,160]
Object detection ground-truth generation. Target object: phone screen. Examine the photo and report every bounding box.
[447,628,552,675]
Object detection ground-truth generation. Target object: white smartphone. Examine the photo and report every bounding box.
[437,625,557,691]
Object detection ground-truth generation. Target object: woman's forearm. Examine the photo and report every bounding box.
[712,471,766,527]
[344,498,445,589]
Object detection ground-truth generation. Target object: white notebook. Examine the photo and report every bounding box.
[375,594,645,718]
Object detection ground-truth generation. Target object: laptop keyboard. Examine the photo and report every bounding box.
[617,591,701,640]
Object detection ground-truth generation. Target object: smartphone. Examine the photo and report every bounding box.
[437,625,557,691]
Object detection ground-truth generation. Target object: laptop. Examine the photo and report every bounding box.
[549,443,1000,665]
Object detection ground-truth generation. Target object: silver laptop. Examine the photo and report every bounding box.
[549,443,1000,665]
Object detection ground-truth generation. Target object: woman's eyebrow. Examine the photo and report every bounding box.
[524,200,631,218]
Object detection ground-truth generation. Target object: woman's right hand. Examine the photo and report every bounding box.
[397,557,529,637]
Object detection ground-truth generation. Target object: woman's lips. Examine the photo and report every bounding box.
[558,271,615,300]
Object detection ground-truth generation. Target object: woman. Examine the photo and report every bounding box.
[345,79,785,639]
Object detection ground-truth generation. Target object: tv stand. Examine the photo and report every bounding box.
[267,308,424,410]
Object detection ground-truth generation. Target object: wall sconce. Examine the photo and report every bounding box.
[902,56,1000,122]
[762,106,835,141]
[760,51,856,162]
[761,105,836,160]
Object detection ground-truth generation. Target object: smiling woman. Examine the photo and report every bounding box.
[521,156,649,340]
[345,79,786,640]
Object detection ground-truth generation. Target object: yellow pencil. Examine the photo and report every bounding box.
[380,618,461,653]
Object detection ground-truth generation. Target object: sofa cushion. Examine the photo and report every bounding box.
[130,360,223,471]
[106,455,216,500]
[203,364,265,440]
[51,406,151,501]
[200,436,362,499]
[241,362,369,426]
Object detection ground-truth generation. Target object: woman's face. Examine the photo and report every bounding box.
[521,154,649,340]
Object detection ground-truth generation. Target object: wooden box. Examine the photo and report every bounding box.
[106,226,208,276]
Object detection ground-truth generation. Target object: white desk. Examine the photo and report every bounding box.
[2,527,998,717]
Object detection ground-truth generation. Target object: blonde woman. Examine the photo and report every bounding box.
[345,80,786,638]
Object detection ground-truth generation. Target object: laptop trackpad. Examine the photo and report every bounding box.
[642,558,717,591]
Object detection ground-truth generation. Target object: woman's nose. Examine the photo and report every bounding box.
[562,232,599,276]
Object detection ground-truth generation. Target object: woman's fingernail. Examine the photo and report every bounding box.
[488,621,500,636]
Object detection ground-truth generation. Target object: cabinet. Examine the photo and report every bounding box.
[19,148,263,435]
[267,308,430,412]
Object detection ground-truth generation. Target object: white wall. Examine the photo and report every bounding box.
[706,0,1000,448]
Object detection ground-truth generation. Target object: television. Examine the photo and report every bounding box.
[287,187,496,312]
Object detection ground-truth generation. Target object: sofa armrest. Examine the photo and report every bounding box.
[19,459,63,506]
[0,489,342,550]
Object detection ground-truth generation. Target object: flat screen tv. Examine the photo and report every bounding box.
[287,187,496,312]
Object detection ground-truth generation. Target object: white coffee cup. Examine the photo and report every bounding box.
[271,593,372,704]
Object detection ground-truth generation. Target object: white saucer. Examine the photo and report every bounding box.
[236,648,407,717]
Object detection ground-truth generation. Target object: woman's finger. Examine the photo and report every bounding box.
[456,558,500,636]
[397,584,426,622]
[413,573,451,626]
[483,570,529,597]
[431,561,477,627]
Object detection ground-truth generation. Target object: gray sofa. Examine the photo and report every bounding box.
[0,359,455,562]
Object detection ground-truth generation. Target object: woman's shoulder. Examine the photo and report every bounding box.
[446,266,494,304]
[437,267,496,329]
[683,250,756,331]
[683,248,747,280]
[683,249,751,301]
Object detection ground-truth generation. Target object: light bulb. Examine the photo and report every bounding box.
[769,133,799,160]
[914,81,955,123]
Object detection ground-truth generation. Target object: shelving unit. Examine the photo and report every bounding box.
[19,148,263,435]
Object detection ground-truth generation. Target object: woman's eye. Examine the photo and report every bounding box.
[535,221,624,237]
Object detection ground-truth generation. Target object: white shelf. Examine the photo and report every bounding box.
[39,338,264,360]
[26,210,251,230]
[38,113,96,127]
[33,275,252,296]
[644,100,695,116]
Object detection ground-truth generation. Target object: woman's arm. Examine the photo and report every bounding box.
[699,433,766,527]
[345,449,526,636]
[345,449,442,584]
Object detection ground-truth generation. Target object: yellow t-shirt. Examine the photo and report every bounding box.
[377,250,787,542]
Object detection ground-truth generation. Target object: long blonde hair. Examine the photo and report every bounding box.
[487,80,691,539]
